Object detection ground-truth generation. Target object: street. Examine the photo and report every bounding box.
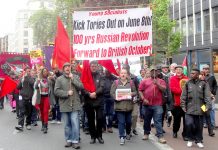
[0,102,160,150]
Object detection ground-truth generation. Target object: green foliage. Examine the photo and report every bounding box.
[55,0,83,37]
[152,0,182,57]
[29,8,56,46]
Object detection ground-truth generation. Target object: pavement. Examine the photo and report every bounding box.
[0,102,159,150]
[1,100,218,150]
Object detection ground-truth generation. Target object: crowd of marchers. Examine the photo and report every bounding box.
[0,60,217,149]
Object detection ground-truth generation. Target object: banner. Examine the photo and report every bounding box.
[73,8,152,60]
[42,46,54,71]
[0,52,31,77]
[29,50,43,65]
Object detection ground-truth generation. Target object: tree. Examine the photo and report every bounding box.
[29,8,57,46]
[151,0,182,64]
[55,0,84,39]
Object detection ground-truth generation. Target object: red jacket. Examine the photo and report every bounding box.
[170,74,188,106]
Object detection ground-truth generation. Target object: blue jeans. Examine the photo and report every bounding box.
[143,105,164,138]
[210,101,216,128]
[104,98,114,128]
[62,111,80,143]
[116,111,132,138]
[52,104,61,121]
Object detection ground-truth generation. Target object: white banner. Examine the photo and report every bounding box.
[73,8,152,60]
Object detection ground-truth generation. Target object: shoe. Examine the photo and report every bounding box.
[26,125,31,130]
[142,134,149,140]
[107,128,113,133]
[32,122,38,126]
[126,134,131,140]
[84,130,90,135]
[167,116,172,127]
[43,124,48,134]
[197,143,204,148]
[173,132,177,138]
[97,137,104,144]
[120,137,125,145]
[187,141,192,147]
[57,121,61,124]
[15,125,23,131]
[72,143,80,149]
[209,130,215,137]
[183,136,188,141]
[90,138,96,144]
[203,124,208,128]
[65,142,72,147]
[158,137,167,144]
[132,129,138,135]
[50,120,56,124]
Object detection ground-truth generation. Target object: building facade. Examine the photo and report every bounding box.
[170,0,218,80]
[0,35,8,53]
[14,0,54,53]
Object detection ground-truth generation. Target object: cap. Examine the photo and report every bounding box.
[62,62,71,69]
[149,66,157,71]
[202,64,210,69]
[175,65,183,69]
[161,64,168,68]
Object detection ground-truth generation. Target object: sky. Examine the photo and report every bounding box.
[0,0,28,37]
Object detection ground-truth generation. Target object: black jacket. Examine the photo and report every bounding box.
[83,72,105,107]
[103,75,117,98]
[181,79,211,115]
[205,74,217,95]
[17,76,35,100]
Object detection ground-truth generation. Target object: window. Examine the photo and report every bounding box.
[181,18,186,35]
[24,39,28,46]
[204,10,210,32]
[213,7,218,29]
[24,22,28,28]
[196,13,201,34]
[188,15,193,35]
[24,31,28,37]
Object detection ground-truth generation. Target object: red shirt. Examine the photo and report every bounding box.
[170,74,188,106]
[139,78,166,106]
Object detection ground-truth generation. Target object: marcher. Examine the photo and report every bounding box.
[139,67,167,144]
[103,70,117,133]
[83,61,105,144]
[181,68,211,148]
[54,62,83,149]
[0,78,4,110]
[170,65,188,140]
[110,68,137,145]
[15,67,35,131]
[199,71,215,136]
[202,64,217,129]
[123,64,139,136]
[51,66,62,124]
[35,68,51,134]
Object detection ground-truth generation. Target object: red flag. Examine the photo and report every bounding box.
[52,17,71,69]
[0,76,18,98]
[117,59,121,70]
[80,60,96,92]
[98,60,119,76]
